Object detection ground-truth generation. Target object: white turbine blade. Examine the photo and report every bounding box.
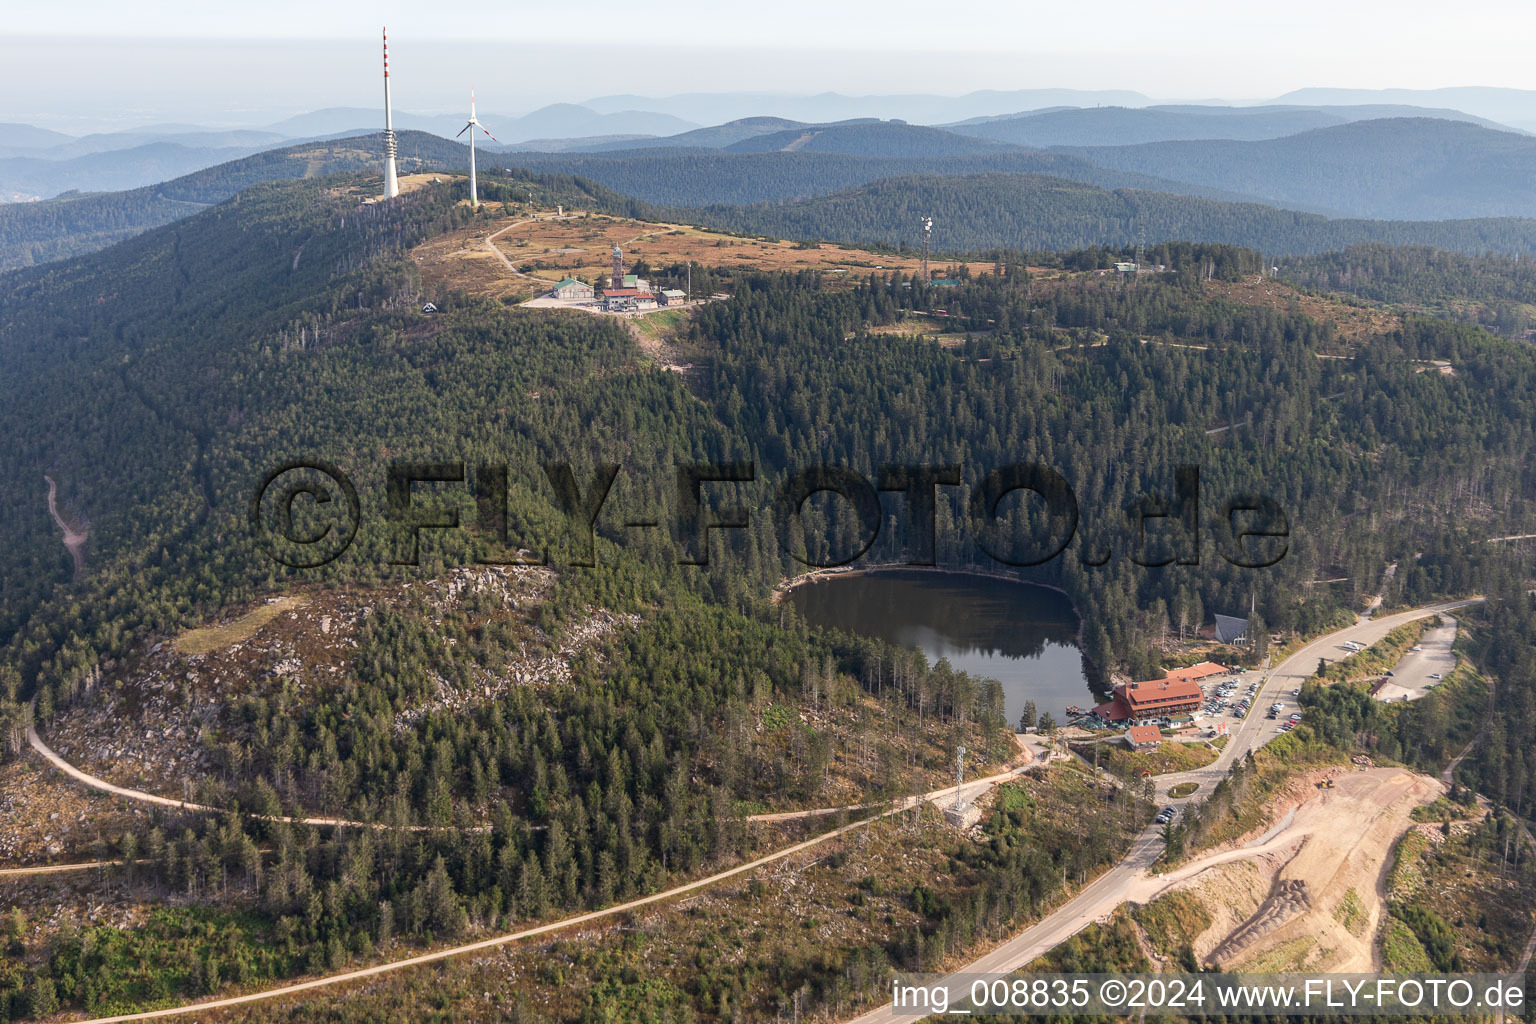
[455,123,471,138]
[481,127,500,143]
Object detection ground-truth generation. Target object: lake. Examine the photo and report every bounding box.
[785,569,1100,727]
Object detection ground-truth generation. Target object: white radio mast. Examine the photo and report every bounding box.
[381,27,399,199]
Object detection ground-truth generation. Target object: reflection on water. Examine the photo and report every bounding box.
[786,569,1099,725]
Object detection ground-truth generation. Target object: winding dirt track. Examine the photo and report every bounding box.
[0,859,117,878]
[25,754,1045,1024]
[26,723,1040,835]
[44,474,88,576]
[27,723,468,832]
[15,601,1485,1021]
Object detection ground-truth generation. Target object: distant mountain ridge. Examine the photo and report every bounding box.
[1053,117,1536,219]
[722,121,1014,157]
[578,88,1156,126]
[1271,87,1536,131]
[946,103,1521,147]
[260,104,699,144]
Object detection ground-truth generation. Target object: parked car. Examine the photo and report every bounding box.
[1428,673,1442,680]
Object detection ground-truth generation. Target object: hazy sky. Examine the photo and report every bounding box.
[9,0,1536,130]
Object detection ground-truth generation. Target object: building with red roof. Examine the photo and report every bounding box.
[1092,663,1222,723]
[1164,661,1227,685]
[1119,676,1205,719]
[1124,724,1163,750]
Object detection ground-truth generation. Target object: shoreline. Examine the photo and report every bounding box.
[772,562,1074,605]
[773,562,1111,696]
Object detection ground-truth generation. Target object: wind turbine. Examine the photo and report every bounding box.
[455,90,499,208]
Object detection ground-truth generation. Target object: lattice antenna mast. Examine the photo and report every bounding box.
[952,744,967,810]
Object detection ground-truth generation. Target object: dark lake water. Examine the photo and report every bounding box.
[785,569,1100,726]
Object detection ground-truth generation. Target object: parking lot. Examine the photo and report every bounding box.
[1373,615,1459,702]
[1194,669,1304,736]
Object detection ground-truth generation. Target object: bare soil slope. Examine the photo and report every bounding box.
[1158,767,1440,972]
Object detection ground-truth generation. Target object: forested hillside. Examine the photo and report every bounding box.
[3,164,1536,1019]
[0,130,475,270]
[4,175,1532,708]
[493,149,1272,207]
[1283,243,1536,338]
[683,172,1536,257]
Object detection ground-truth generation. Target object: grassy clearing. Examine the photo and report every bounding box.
[470,211,997,287]
[171,595,308,655]
[1083,739,1221,779]
[1410,793,1480,823]
[1387,830,1431,899]
[1242,935,1320,972]
[1407,660,1489,772]
[1132,892,1212,959]
[1381,915,1435,972]
[1169,782,1200,798]
[1386,813,1536,971]
[629,307,688,343]
[1334,887,1367,935]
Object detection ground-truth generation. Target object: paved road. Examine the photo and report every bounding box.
[847,598,1481,1024]
[1152,600,1481,808]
